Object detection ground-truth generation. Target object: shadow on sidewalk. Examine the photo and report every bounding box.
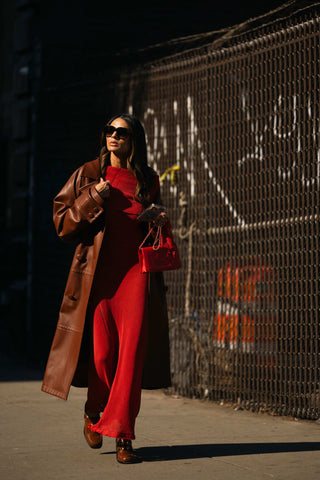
[133,442,320,462]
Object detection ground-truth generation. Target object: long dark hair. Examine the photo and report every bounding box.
[99,114,156,206]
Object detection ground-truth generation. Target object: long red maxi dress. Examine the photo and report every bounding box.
[85,165,159,440]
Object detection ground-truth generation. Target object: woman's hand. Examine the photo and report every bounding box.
[153,212,168,227]
[95,178,110,199]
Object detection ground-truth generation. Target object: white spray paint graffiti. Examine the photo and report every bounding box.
[305,96,320,188]
[130,88,319,228]
[238,90,319,190]
[138,96,245,226]
[237,90,265,167]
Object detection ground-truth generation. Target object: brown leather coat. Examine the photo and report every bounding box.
[41,158,171,400]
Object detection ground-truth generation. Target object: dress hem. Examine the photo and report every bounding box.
[88,424,135,440]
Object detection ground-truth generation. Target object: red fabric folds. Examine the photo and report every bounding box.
[86,166,158,439]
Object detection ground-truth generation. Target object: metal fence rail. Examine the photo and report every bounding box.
[114,5,320,418]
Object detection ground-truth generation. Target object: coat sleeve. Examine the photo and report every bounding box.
[53,166,106,242]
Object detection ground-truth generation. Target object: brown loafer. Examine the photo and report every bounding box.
[84,412,102,449]
[116,438,141,464]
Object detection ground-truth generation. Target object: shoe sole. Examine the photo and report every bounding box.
[116,458,142,464]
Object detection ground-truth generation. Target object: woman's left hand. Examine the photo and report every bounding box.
[153,212,168,227]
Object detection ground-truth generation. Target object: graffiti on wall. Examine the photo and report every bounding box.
[130,87,320,231]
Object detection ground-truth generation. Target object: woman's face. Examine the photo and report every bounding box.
[106,117,132,158]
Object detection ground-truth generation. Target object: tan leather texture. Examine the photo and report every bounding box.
[84,412,102,449]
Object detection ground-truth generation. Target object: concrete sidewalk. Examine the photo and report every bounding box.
[1,362,320,480]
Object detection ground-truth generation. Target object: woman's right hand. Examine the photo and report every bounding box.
[95,178,110,199]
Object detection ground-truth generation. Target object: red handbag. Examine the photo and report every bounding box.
[138,224,181,273]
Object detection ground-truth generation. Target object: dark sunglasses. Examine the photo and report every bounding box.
[104,125,131,139]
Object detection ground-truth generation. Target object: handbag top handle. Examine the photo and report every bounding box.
[139,225,162,250]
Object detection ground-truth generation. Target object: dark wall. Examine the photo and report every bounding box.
[0,0,289,362]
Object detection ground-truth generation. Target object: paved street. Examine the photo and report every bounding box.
[1,357,320,480]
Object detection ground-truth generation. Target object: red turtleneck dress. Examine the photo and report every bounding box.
[86,166,159,440]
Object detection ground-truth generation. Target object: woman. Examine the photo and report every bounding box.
[42,114,171,464]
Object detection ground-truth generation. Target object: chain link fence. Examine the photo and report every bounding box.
[112,3,320,418]
[33,2,320,419]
